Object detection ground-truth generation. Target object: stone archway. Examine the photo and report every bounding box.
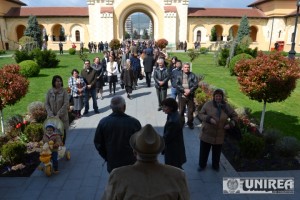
[115,1,163,41]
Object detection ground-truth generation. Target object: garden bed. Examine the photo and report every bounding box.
[0,151,40,177]
[222,135,300,171]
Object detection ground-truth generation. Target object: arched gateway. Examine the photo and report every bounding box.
[87,0,189,47]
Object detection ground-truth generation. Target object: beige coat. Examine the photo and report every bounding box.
[199,100,238,144]
[45,88,69,130]
[102,161,190,200]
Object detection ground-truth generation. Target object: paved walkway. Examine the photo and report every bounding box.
[0,80,299,200]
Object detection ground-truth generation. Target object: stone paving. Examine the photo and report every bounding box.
[0,79,299,200]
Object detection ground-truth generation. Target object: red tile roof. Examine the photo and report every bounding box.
[188,8,267,18]
[164,6,177,12]
[100,7,113,13]
[5,7,88,17]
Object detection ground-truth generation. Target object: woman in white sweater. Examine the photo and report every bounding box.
[106,55,118,94]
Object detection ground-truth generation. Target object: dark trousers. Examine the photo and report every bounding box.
[51,151,58,170]
[133,71,139,88]
[84,88,98,112]
[199,140,222,169]
[156,88,167,108]
[178,95,195,125]
[109,82,116,94]
[145,72,152,87]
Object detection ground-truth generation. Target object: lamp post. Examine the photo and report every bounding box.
[288,0,300,59]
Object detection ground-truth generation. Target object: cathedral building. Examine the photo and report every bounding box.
[0,0,299,52]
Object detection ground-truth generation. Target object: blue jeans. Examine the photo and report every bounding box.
[170,87,177,100]
[84,88,98,112]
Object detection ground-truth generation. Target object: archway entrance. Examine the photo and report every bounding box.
[123,12,153,41]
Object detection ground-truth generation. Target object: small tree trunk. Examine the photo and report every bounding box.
[259,101,267,133]
[0,110,4,135]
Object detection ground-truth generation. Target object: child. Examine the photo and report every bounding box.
[41,123,63,172]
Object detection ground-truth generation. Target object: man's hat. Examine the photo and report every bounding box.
[130,124,165,156]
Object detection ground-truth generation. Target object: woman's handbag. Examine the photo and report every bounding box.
[138,73,144,80]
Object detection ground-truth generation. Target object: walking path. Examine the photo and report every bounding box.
[0,80,299,200]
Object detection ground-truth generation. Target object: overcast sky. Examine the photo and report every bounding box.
[22,0,254,8]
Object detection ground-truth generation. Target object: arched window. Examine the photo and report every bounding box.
[197,30,201,42]
[75,30,80,42]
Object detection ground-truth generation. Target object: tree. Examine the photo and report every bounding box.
[142,29,149,40]
[210,27,217,41]
[0,65,29,134]
[24,15,42,49]
[132,30,139,39]
[236,15,250,43]
[235,52,300,133]
[124,31,130,39]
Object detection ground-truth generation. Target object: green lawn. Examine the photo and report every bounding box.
[1,52,300,139]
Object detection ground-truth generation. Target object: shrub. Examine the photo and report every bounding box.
[0,135,9,149]
[34,49,60,68]
[187,49,200,62]
[1,141,27,165]
[229,53,252,76]
[281,51,288,57]
[218,48,229,66]
[239,133,265,159]
[69,48,76,55]
[27,101,47,123]
[194,82,215,111]
[14,50,34,63]
[23,123,44,142]
[19,60,40,77]
[263,129,282,145]
[0,50,6,55]
[199,47,208,54]
[109,39,121,50]
[275,136,300,158]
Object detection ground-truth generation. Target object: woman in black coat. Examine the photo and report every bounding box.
[161,98,186,169]
[120,59,134,99]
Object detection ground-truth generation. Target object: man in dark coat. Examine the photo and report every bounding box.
[176,62,198,129]
[153,58,169,111]
[130,53,141,89]
[143,50,155,87]
[81,60,99,114]
[94,96,141,173]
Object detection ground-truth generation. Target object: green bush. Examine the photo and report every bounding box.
[1,141,27,165]
[0,136,9,149]
[23,123,44,142]
[0,50,6,55]
[281,51,288,57]
[5,114,23,138]
[218,48,229,66]
[19,60,40,77]
[239,133,265,159]
[275,136,300,158]
[199,47,208,54]
[229,53,252,76]
[263,129,282,145]
[34,49,60,68]
[14,50,34,63]
[69,48,76,55]
[235,46,258,58]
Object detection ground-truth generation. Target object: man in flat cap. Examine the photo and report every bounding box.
[102,124,190,200]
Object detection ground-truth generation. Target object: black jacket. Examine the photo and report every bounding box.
[94,112,141,173]
[176,71,198,96]
[153,67,169,89]
[143,55,155,73]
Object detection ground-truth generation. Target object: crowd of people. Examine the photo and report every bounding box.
[45,39,239,198]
